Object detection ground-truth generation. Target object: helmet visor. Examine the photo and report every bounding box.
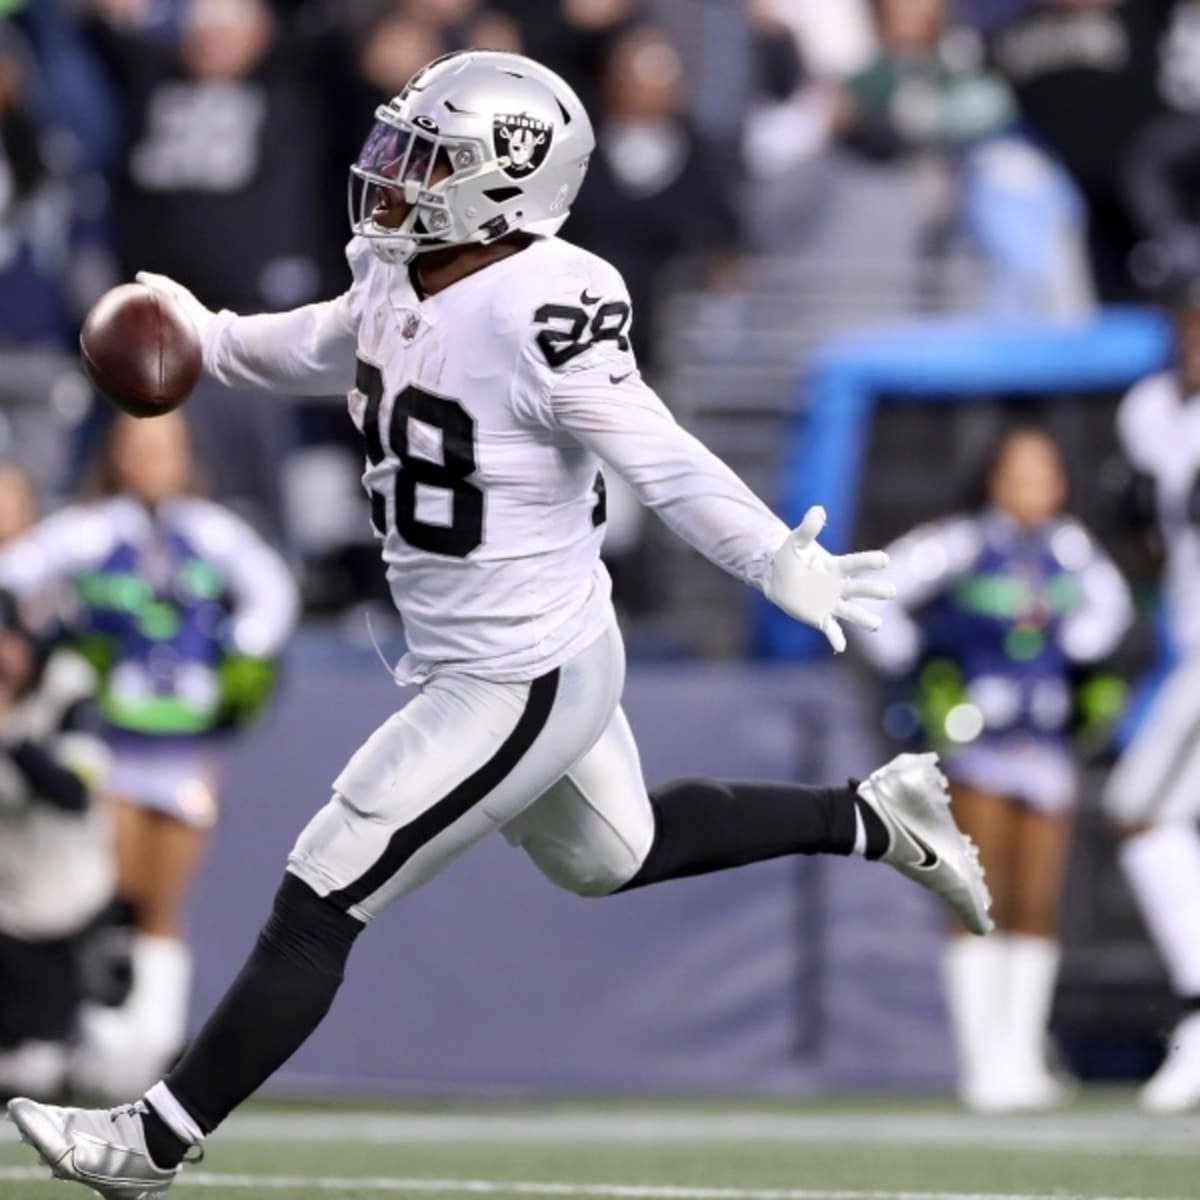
[354,120,439,188]
[347,109,489,257]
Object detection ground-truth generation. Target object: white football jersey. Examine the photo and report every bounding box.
[1117,372,1200,654]
[206,235,788,680]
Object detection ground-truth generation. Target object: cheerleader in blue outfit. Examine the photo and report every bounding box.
[857,426,1132,1111]
[0,412,298,1098]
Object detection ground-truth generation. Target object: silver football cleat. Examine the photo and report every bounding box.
[6,1096,187,1199]
[857,752,994,935]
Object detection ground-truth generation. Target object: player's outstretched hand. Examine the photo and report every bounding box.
[134,271,216,342]
[763,505,896,653]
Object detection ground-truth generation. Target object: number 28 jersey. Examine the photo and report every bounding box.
[351,235,622,680]
[205,235,788,682]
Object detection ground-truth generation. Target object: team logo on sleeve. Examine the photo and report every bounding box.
[494,113,552,178]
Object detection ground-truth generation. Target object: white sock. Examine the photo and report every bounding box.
[69,939,193,1100]
[942,936,1007,1096]
[0,1041,68,1098]
[128,935,193,1057]
[1006,935,1061,1081]
[144,1081,204,1146]
[1121,825,1200,996]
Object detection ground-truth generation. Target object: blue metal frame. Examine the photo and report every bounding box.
[756,307,1171,659]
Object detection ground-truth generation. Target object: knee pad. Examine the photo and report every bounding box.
[522,836,645,897]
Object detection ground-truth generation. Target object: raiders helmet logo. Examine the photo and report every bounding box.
[494,112,552,178]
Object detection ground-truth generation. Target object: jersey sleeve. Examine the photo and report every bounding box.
[852,516,982,676]
[179,502,300,658]
[1115,373,1175,472]
[1055,518,1134,663]
[203,238,371,397]
[510,253,787,587]
[0,504,119,595]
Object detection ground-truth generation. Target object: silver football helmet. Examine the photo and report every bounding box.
[349,50,595,264]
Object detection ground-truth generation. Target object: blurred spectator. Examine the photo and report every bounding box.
[78,0,185,40]
[0,21,111,502]
[1123,108,1200,295]
[831,0,1018,308]
[469,9,522,53]
[567,24,739,373]
[15,0,122,175]
[1158,0,1200,117]
[0,587,112,1101]
[740,5,867,259]
[959,136,1094,319]
[742,1,839,184]
[85,0,344,535]
[89,0,337,309]
[334,7,447,170]
[1104,276,1200,1113]
[753,0,874,80]
[492,0,638,110]
[989,0,1178,298]
[840,0,1015,163]
[0,462,37,548]
[414,0,522,53]
[0,411,298,1100]
[857,426,1132,1111]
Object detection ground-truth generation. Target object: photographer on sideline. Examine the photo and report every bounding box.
[0,590,112,1100]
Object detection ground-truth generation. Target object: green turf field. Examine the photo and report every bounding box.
[3,1097,1198,1200]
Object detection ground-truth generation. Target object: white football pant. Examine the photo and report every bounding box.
[288,622,655,921]
[1105,655,1200,825]
[1105,654,1200,1013]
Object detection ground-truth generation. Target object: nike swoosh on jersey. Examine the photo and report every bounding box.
[609,370,635,385]
[580,289,602,305]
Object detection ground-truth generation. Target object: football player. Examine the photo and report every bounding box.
[6,52,991,1197]
[1104,272,1200,1112]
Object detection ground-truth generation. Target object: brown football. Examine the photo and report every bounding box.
[80,283,202,419]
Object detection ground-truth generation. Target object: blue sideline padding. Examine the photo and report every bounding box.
[756,308,1171,659]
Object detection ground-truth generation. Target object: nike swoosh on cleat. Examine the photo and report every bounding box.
[580,289,602,305]
[911,832,939,869]
[609,370,635,385]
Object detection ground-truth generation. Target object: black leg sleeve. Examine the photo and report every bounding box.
[619,777,889,892]
[160,873,363,1138]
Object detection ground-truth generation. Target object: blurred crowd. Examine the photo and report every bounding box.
[0,0,1198,613]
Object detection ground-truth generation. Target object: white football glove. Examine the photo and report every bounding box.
[134,271,216,342]
[763,505,895,654]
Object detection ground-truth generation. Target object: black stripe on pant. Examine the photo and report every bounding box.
[327,667,561,911]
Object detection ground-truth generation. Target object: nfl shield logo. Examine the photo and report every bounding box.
[493,112,553,179]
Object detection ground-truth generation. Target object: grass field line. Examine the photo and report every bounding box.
[41,1110,1189,1157]
[0,1167,1189,1200]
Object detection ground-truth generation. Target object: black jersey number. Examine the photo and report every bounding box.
[356,359,484,559]
[534,300,631,368]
